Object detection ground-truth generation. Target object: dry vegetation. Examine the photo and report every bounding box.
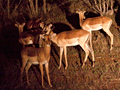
[0,0,120,90]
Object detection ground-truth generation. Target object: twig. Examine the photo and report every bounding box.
[11,0,22,16]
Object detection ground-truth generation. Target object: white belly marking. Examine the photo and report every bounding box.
[27,40,33,44]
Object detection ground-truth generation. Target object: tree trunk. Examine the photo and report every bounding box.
[43,0,46,14]
[35,0,38,16]
[7,0,10,18]
[29,0,36,17]
[83,0,114,16]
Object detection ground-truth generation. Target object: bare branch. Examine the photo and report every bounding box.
[82,0,114,16]
[106,0,109,12]
[11,0,22,16]
[0,2,6,14]
[102,0,106,15]
[98,0,102,16]
[27,5,32,19]
[94,0,100,11]
[110,0,114,9]
[35,0,38,15]
[29,0,36,16]
[43,0,47,14]
[7,0,10,18]
[83,0,100,14]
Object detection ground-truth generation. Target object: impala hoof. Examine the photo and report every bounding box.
[92,64,95,67]
[58,66,61,69]
[110,45,113,51]
[27,81,30,86]
[65,66,68,69]
[92,61,95,67]
[81,65,84,68]
[81,63,85,68]
[50,84,52,87]
[42,85,46,88]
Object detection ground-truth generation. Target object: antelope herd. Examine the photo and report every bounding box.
[15,10,114,88]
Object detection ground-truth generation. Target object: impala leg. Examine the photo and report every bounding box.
[80,44,89,68]
[45,63,52,87]
[63,47,68,69]
[89,31,93,50]
[86,35,95,67]
[91,47,95,67]
[86,43,95,67]
[25,62,32,86]
[108,32,113,51]
[21,58,28,83]
[105,30,113,51]
[59,47,63,69]
[40,63,45,88]
[91,49,95,67]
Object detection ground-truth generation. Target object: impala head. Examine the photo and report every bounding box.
[15,22,25,35]
[26,19,33,29]
[43,24,54,35]
[19,36,33,46]
[26,18,43,30]
[15,17,26,35]
[76,9,86,19]
[39,21,45,29]
[39,34,51,47]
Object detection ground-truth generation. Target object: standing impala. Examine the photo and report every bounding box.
[15,17,44,35]
[15,18,45,47]
[76,10,114,51]
[46,24,95,69]
[25,18,44,30]
[21,34,52,88]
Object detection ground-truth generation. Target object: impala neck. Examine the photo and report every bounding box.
[78,13,84,27]
[18,27,24,36]
[44,46,51,55]
[43,40,51,54]
[51,36,57,45]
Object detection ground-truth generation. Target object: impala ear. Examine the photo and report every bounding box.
[83,11,86,14]
[48,24,53,28]
[39,22,44,29]
[29,25,32,29]
[15,23,25,27]
[39,34,45,39]
[15,23,18,27]
[22,23,25,26]
[39,34,45,47]
[50,33,56,38]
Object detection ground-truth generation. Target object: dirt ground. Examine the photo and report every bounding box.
[0,7,120,90]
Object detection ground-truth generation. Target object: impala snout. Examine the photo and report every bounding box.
[19,37,33,45]
[27,39,33,45]
[46,41,51,47]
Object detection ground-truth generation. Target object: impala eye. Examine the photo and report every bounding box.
[44,37,46,40]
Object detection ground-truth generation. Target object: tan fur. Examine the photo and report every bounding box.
[15,19,45,47]
[15,23,25,35]
[26,19,43,30]
[21,34,52,88]
[46,24,95,69]
[76,10,114,50]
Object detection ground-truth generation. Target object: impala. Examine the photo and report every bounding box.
[15,17,44,35]
[21,34,52,88]
[18,29,44,47]
[76,10,114,51]
[15,21,25,36]
[25,18,44,30]
[46,24,95,69]
[15,18,45,47]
